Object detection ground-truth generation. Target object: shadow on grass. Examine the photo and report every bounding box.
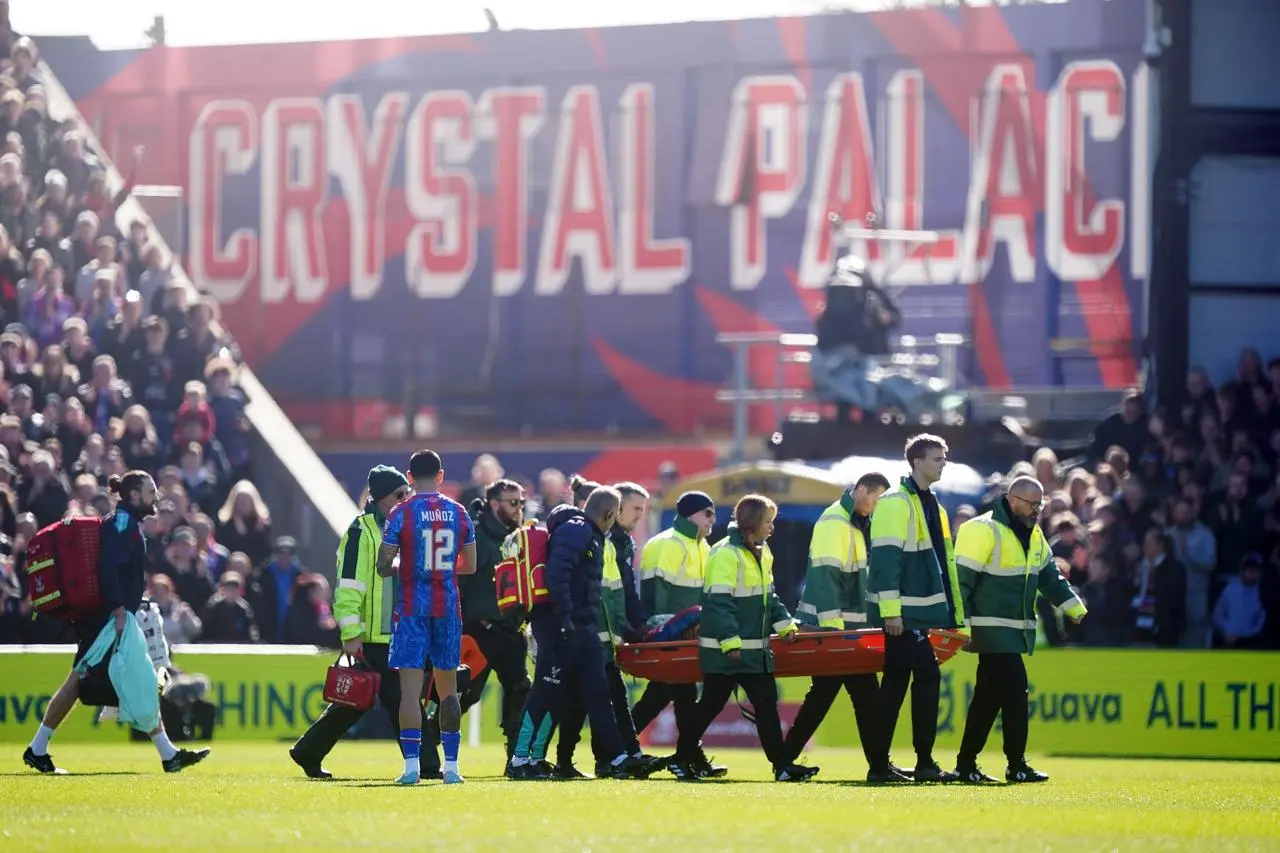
[0,771,140,777]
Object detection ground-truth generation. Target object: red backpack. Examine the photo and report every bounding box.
[494,522,551,621]
[26,516,104,620]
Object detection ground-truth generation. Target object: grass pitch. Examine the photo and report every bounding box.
[1,742,1277,851]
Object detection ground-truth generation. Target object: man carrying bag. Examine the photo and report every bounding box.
[289,465,417,779]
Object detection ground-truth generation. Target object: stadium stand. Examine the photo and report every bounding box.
[0,33,345,648]
[0,28,1274,656]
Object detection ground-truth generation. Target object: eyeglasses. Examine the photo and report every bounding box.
[494,498,523,508]
[1010,494,1045,512]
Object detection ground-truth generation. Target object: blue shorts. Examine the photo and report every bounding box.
[389,611,462,671]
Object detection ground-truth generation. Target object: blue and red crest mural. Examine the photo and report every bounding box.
[43,0,1151,436]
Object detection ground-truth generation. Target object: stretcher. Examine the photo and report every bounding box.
[614,629,969,684]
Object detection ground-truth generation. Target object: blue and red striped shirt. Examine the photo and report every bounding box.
[383,492,474,618]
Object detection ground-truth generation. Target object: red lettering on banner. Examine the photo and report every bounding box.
[618,83,690,294]
[188,100,257,302]
[885,69,959,285]
[799,73,880,288]
[405,91,477,299]
[476,88,546,296]
[959,65,1038,285]
[1046,60,1126,282]
[537,86,616,295]
[717,76,807,290]
[327,93,409,301]
[260,98,328,304]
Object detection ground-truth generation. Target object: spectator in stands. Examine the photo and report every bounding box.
[283,572,339,648]
[19,447,67,527]
[1089,392,1147,466]
[1167,496,1216,647]
[129,316,179,443]
[1212,553,1268,649]
[147,573,202,645]
[178,442,217,513]
[190,511,228,580]
[462,453,502,505]
[206,359,249,478]
[215,480,272,566]
[160,526,215,610]
[247,535,303,643]
[78,353,130,433]
[1132,528,1186,647]
[200,565,260,644]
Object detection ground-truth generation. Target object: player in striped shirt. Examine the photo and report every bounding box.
[377,450,476,785]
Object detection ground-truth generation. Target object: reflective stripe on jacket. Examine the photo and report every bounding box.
[333,511,394,644]
[955,499,1086,654]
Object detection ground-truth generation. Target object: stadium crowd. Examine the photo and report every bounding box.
[0,33,339,650]
[0,30,1274,656]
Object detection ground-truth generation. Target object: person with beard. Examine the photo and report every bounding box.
[447,477,530,768]
[23,470,210,775]
[952,476,1086,784]
[779,472,890,775]
[553,482,652,778]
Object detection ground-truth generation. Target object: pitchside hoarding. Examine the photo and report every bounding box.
[2,647,1276,761]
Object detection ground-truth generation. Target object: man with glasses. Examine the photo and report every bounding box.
[289,465,417,779]
[952,476,1086,784]
[453,477,531,767]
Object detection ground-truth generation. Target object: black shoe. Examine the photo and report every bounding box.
[23,747,63,775]
[1006,763,1049,783]
[956,765,1000,784]
[608,754,662,780]
[775,763,820,782]
[288,748,332,780]
[422,767,444,781]
[162,748,210,773]
[690,746,728,778]
[890,762,915,778]
[665,757,703,781]
[506,760,553,780]
[913,761,959,784]
[552,762,590,780]
[866,766,913,785]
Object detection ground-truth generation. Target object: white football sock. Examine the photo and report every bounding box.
[404,756,420,775]
[151,730,178,761]
[30,724,55,756]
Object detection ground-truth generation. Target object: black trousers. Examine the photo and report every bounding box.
[515,620,624,761]
[556,657,639,765]
[462,620,532,754]
[631,680,698,737]
[677,672,786,769]
[291,643,412,764]
[957,653,1029,767]
[782,673,879,766]
[872,630,941,770]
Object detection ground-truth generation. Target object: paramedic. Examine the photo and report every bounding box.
[289,465,415,779]
[23,470,210,775]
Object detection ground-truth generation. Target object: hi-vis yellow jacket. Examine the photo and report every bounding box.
[796,493,870,629]
[334,508,394,644]
[639,519,709,617]
[954,498,1086,654]
[867,477,964,630]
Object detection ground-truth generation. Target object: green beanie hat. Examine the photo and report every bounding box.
[367,465,408,503]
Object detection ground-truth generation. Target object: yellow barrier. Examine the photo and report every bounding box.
[2,645,1276,759]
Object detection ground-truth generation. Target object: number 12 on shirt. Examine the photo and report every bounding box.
[422,528,455,572]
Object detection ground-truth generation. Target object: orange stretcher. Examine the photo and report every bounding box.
[614,629,970,684]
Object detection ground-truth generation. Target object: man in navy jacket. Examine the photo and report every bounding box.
[507,488,657,781]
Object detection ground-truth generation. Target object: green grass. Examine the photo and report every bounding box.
[2,743,1278,851]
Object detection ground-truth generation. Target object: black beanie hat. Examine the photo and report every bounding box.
[367,465,408,503]
[676,491,714,518]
